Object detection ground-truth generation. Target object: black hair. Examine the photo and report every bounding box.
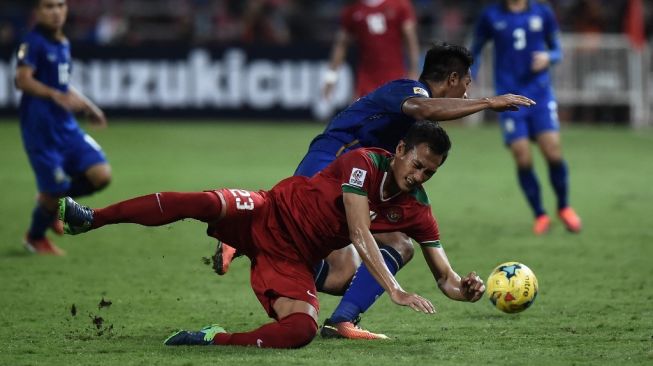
[419,41,473,84]
[32,0,66,8]
[403,121,451,166]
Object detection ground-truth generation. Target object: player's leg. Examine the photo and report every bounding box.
[166,254,319,348]
[66,163,111,198]
[535,131,581,233]
[63,132,111,198]
[321,232,414,339]
[164,297,318,348]
[316,245,360,295]
[502,113,548,234]
[25,192,65,255]
[59,191,226,234]
[24,150,68,255]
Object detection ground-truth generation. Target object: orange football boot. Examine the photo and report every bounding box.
[533,214,551,236]
[24,235,65,256]
[320,318,389,340]
[558,207,582,233]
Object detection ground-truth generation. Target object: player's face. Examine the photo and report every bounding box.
[444,69,472,99]
[36,0,67,31]
[392,142,443,192]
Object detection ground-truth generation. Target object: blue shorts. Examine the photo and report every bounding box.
[26,130,107,194]
[294,136,359,177]
[499,95,560,145]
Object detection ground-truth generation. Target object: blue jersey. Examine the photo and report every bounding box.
[295,79,430,177]
[17,26,107,194]
[471,1,562,98]
[17,25,77,151]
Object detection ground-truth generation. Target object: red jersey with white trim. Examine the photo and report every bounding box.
[264,147,440,265]
[342,0,416,96]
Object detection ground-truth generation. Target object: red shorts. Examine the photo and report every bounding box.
[207,189,320,319]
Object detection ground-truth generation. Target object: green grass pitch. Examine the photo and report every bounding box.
[0,120,652,365]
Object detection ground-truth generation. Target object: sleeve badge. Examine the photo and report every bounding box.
[413,87,429,97]
[349,168,367,188]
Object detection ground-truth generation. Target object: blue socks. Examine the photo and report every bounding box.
[517,167,545,217]
[27,204,56,240]
[548,160,569,210]
[329,245,404,323]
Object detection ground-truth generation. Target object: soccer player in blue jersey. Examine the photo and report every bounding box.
[470,0,582,235]
[16,0,111,255]
[216,42,535,339]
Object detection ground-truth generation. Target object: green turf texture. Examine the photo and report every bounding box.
[0,120,652,365]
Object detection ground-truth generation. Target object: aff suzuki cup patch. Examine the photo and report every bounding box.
[413,87,429,97]
[349,168,367,188]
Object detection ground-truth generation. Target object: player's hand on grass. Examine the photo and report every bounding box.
[488,94,536,112]
[461,271,485,302]
[389,289,436,314]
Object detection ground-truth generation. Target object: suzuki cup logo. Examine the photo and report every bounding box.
[349,168,367,188]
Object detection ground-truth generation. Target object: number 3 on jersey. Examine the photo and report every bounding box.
[229,189,254,210]
[513,28,526,50]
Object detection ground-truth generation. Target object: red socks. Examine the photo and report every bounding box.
[92,192,222,228]
[212,313,317,349]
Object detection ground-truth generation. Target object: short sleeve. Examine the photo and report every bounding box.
[341,7,355,34]
[374,80,430,114]
[16,35,41,69]
[339,150,377,197]
[542,4,559,35]
[406,207,440,245]
[398,0,416,24]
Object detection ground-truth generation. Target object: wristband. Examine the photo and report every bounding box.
[322,69,339,84]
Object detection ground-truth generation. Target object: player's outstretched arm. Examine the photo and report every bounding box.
[402,94,536,121]
[420,245,485,302]
[343,192,435,314]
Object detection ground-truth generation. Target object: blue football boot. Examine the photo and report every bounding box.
[164,324,226,346]
[58,197,94,235]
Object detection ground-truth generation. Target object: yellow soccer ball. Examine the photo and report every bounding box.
[486,262,538,314]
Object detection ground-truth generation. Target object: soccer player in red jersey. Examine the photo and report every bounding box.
[323,0,420,99]
[58,122,485,349]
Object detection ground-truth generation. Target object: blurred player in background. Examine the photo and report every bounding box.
[471,0,581,235]
[16,0,110,255]
[58,122,485,349]
[322,0,420,100]
[217,42,534,339]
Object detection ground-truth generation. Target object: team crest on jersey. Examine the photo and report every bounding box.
[413,87,429,97]
[383,207,403,223]
[349,168,367,188]
[529,16,543,32]
[17,43,28,60]
[493,21,507,30]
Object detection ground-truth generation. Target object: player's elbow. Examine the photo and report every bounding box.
[14,75,28,91]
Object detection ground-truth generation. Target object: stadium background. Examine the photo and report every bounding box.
[1,1,652,365]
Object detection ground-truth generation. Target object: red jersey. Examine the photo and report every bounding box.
[264,147,440,265]
[342,0,416,96]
